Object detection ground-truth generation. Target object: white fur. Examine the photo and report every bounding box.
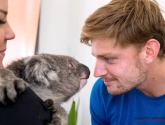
[47,71,59,81]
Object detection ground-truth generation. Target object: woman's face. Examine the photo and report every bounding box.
[0,0,15,68]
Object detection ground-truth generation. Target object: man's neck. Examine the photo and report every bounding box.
[136,59,165,97]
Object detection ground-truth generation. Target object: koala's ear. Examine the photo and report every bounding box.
[25,60,59,87]
[24,59,48,84]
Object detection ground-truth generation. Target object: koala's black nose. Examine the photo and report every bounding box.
[80,63,90,79]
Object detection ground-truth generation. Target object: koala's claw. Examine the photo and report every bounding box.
[45,99,55,116]
[45,99,54,108]
[14,79,28,93]
[45,102,68,125]
[49,117,61,125]
[0,68,27,104]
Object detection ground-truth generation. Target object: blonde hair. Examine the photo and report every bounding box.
[80,0,165,58]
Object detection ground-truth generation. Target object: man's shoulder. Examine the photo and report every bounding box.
[90,78,138,103]
[91,78,108,97]
[91,78,106,92]
[90,78,113,104]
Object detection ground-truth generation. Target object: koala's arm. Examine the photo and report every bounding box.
[0,68,27,104]
[45,99,68,125]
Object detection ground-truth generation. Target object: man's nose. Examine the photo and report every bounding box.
[94,59,107,77]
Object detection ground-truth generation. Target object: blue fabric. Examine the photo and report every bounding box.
[90,78,165,125]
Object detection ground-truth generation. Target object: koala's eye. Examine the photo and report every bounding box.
[49,65,55,70]
[49,66,54,70]
[69,62,75,69]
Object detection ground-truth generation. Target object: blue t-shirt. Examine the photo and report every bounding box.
[90,78,165,125]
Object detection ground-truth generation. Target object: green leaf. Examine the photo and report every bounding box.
[75,98,80,123]
[68,99,80,125]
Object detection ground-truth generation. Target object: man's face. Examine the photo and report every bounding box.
[91,38,147,95]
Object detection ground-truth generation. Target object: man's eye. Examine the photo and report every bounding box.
[0,20,6,25]
[105,58,115,63]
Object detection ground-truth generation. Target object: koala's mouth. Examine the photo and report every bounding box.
[80,77,88,90]
[79,67,90,90]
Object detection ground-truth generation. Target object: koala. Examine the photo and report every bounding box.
[0,53,90,125]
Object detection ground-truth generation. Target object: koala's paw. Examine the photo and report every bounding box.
[45,99,54,108]
[45,100,68,125]
[45,99,54,116]
[0,68,28,104]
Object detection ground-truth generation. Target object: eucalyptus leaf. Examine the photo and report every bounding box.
[68,99,80,125]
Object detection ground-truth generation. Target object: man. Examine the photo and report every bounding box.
[80,0,165,124]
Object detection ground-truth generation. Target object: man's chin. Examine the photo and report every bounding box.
[107,88,129,95]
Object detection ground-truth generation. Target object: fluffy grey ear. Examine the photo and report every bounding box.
[24,56,59,87]
[24,59,47,85]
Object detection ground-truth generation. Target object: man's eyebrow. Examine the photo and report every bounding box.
[92,52,116,57]
[0,9,7,15]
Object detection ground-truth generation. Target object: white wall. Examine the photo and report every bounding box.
[37,0,165,125]
[159,0,165,17]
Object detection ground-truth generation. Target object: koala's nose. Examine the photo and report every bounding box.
[80,63,90,79]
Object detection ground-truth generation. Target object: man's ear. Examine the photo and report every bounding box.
[144,39,160,64]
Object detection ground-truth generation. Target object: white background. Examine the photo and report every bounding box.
[37,0,165,125]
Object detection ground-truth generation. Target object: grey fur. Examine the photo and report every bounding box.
[1,53,90,125]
